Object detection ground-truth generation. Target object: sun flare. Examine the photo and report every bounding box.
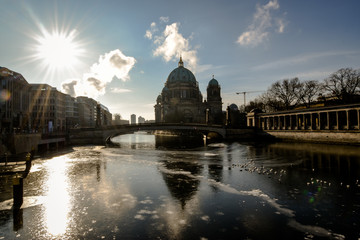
[34,29,84,71]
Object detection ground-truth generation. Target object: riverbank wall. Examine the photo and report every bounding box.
[0,134,41,155]
[0,133,67,156]
[256,130,360,145]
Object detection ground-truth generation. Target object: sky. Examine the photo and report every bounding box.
[1,0,360,120]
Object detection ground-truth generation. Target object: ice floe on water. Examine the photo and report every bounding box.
[207,179,295,218]
[207,143,226,148]
[140,199,153,204]
[157,165,345,238]
[288,219,345,240]
[204,152,219,156]
[201,215,210,222]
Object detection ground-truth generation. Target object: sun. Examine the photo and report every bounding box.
[34,28,84,71]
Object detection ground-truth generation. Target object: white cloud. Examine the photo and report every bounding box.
[277,18,286,33]
[145,30,153,40]
[159,16,169,23]
[237,0,286,47]
[62,49,136,99]
[146,20,198,71]
[110,87,132,93]
[145,22,157,40]
[61,79,78,97]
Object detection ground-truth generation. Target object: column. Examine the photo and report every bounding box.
[326,112,330,130]
[296,115,299,130]
[346,110,349,130]
[336,111,339,130]
[317,113,321,130]
[278,116,281,130]
[302,114,305,130]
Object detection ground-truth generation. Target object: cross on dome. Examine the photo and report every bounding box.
[178,56,184,67]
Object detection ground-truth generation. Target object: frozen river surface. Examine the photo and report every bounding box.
[0,132,359,239]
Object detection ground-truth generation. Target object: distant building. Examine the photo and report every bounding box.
[29,84,67,133]
[0,67,31,133]
[226,103,246,128]
[130,114,136,125]
[154,57,222,124]
[138,116,145,124]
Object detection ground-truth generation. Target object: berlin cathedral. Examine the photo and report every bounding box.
[154,57,223,124]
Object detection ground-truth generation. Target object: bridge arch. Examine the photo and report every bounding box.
[67,123,226,145]
[102,124,226,144]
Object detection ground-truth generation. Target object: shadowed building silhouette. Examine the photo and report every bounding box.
[155,57,222,124]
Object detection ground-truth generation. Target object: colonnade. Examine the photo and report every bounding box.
[247,104,360,131]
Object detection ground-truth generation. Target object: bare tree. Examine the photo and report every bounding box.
[113,113,122,120]
[257,92,283,112]
[298,80,322,108]
[323,68,360,102]
[267,78,302,110]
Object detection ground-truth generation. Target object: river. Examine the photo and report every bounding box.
[0,132,359,239]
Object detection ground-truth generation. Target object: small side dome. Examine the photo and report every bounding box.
[162,86,170,92]
[229,103,239,111]
[208,77,219,86]
[156,94,162,102]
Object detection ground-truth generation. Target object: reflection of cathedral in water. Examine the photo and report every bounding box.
[159,157,203,208]
[154,57,222,124]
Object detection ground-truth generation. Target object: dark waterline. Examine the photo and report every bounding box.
[0,132,359,239]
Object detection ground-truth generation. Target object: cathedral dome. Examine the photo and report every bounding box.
[162,86,170,92]
[166,57,196,84]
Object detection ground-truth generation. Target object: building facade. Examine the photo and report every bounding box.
[96,104,112,126]
[77,96,98,128]
[65,95,79,129]
[154,58,222,124]
[0,67,31,133]
[29,84,67,133]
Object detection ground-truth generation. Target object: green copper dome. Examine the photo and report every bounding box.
[209,78,219,86]
[166,57,197,84]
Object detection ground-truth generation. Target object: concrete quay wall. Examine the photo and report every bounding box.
[260,130,360,145]
[225,128,257,140]
[68,129,106,145]
[7,134,42,155]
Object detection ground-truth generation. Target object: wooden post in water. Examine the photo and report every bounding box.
[13,176,23,208]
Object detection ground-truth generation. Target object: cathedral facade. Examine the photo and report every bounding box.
[154,57,222,124]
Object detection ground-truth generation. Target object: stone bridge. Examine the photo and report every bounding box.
[68,123,228,145]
